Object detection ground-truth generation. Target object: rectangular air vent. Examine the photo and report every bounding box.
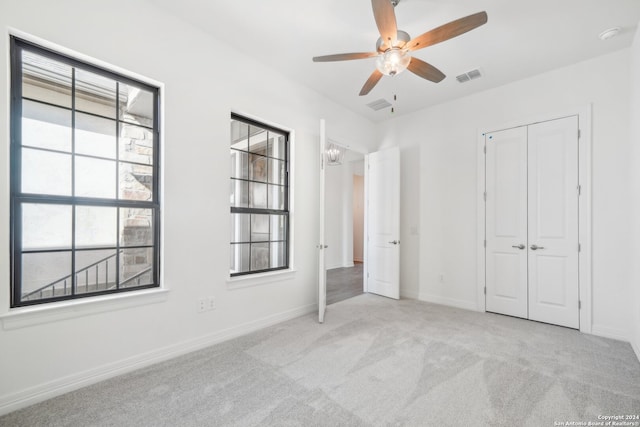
[367,98,392,111]
[456,68,483,83]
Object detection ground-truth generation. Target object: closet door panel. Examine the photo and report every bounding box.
[485,127,528,319]
[527,116,579,329]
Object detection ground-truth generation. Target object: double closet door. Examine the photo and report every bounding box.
[485,116,579,329]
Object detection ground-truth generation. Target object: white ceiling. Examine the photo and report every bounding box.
[149,0,640,122]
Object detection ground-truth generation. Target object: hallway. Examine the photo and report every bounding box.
[326,263,363,305]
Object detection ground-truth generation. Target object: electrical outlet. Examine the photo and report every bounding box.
[198,296,216,313]
[198,298,207,313]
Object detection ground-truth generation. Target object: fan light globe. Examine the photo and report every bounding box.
[376,48,411,76]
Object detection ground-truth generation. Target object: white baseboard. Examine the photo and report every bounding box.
[400,289,420,300]
[419,293,479,312]
[0,303,316,417]
[632,330,640,363]
[326,263,357,270]
[590,324,629,342]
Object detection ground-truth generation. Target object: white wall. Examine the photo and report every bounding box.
[629,25,640,361]
[0,0,377,414]
[379,49,632,339]
[325,162,345,269]
[324,152,364,270]
[353,174,365,263]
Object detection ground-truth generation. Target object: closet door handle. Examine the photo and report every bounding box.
[530,244,545,250]
[511,244,525,250]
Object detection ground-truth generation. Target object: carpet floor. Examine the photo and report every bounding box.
[1,294,639,426]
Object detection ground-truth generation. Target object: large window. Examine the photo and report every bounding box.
[10,37,161,307]
[230,114,289,276]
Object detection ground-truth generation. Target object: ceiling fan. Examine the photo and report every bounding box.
[312,0,488,96]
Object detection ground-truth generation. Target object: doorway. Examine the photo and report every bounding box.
[325,149,365,305]
[318,122,402,323]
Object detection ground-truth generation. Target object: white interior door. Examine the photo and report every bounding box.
[485,116,580,329]
[366,147,400,300]
[318,119,327,323]
[527,117,579,329]
[485,127,529,318]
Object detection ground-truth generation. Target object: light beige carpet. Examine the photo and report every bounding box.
[2,294,639,426]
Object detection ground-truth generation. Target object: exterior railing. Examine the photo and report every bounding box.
[22,251,119,301]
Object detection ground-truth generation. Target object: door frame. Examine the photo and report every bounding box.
[476,105,592,333]
[319,125,370,320]
[364,154,370,294]
[319,119,327,323]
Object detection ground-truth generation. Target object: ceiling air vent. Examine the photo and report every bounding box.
[367,98,392,111]
[456,68,482,83]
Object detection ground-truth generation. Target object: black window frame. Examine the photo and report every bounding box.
[230,113,290,277]
[10,37,162,307]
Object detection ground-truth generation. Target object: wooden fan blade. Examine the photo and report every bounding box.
[406,11,488,52]
[407,57,445,83]
[359,69,384,96]
[371,0,398,49]
[313,52,379,62]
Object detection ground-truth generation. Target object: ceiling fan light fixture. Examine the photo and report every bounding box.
[376,48,411,76]
[326,142,346,166]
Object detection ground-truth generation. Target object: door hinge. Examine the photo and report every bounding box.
[484,286,486,295]
[578,129,581,139]
[577,185,581,196]
[578,243,581,252]
[367,272,370,278]
[484,239,486,248]
[483,146,486,154]
[483,191,487,201]
[578,300,582,310]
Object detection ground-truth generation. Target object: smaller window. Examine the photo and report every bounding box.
[230,114,290,276]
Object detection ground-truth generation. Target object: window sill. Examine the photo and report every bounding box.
[227,269,297,289]
[0,288,169,330]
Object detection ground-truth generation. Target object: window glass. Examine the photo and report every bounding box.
[229,114,289,276]
[10,37,160,307]
[119,162,153,201]
[75,206,117,247]
[119,84,154,128]
[75,156,116,199]
[74,68,117,118]
[22,149,72,196]
[22,252,72,300]
[22,50,72,108]
[120,123,154,165]
[75,113,116,159]
[22,100,72,152]
[22,203,72,250]
[74,249,118,294]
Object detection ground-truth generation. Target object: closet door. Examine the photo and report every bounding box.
[485,127,528,319]
[527,117,579,329]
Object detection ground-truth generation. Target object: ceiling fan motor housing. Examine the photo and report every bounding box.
[376,30,411,52]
